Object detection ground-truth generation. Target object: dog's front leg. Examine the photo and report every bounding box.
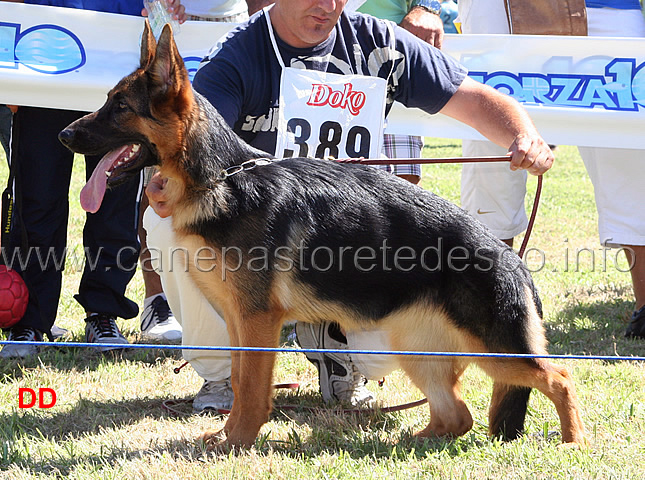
[206,310,284,450]
[198,312,242,450]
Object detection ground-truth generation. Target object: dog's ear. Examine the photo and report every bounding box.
[140,20,156,70]
[148,24,190,98]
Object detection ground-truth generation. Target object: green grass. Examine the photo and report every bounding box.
[0,139,643,479]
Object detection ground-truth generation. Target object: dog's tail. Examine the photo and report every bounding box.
[489,383,532,440]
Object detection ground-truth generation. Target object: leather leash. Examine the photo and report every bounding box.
[161,383,428,417]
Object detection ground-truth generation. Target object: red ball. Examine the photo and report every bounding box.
[0,265,29,328]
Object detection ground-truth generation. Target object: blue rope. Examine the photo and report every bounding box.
[1,340,644,362]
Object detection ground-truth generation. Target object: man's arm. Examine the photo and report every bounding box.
[440,76,554,175]
[399,4,444,48]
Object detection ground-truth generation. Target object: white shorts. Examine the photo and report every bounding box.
[143,207,232,381]
[578,147,645,247]
[460,140,528,239]
[458,3,645,245]
[582,8,645,247]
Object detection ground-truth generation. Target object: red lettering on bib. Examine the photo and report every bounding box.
[307,83,366,116]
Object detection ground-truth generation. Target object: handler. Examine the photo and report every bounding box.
[143,0,555,412]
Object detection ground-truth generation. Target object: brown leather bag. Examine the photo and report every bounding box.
[504,0,588,36]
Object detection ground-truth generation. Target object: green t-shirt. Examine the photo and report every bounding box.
[357,0,411,23]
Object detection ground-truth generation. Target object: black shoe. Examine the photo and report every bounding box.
[85,313,129,351]
[625,305,645,339]
[0,326,42,358]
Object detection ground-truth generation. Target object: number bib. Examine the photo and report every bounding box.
[275,68,387,159]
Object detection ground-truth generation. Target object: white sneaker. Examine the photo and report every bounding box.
[295,321,375,407]
[51,325,69,339]
[140,295,182,343]
[193,378,234,413]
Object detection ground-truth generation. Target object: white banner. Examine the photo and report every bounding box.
[0,3,231,111]
[1,2,644,149]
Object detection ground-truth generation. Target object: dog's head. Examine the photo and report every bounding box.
[58,21,194,213]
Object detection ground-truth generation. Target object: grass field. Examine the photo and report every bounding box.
[0,139,643,479]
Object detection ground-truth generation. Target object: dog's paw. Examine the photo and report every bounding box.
[198,429,229,452]
[558,438,588,450]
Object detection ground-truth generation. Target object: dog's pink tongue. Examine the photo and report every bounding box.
[80,146,128,213]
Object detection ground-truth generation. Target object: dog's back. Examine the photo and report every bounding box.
[183,156,542,353]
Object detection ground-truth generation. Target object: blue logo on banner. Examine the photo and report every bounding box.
[0,23,85,74]
[183,56,202,83]
[470,57,645,112]
[1,22,202,81]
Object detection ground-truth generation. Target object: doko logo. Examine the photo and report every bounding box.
[307,83,367,116]
[0,23,85,74]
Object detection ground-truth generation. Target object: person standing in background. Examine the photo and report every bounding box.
[456,0,645,339]
[0,0,187,359]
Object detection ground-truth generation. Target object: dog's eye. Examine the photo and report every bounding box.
[117,101,129,111]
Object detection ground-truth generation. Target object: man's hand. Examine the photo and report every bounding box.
[146,172,173,218]
[507,133,554,176]
[142,0,187,24]
[399,6,444,49]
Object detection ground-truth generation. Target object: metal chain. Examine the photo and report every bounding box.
[217,158,275,181]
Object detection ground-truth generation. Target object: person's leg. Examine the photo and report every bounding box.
[138,169,181,342]
[461,140,528,247]
[143,206,233,410]
[624,246,645,311]
[73,145,142,350]
[584,3,645,340]
[75,154,141,319]
[1,107,76,357]
[624,246,645,338]
[578,146,645,338]
[139,193,164,298]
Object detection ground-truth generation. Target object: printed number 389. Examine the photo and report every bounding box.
[283,118,371,159]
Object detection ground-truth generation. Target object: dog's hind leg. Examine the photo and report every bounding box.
[398,356,474,439]
[477,357,585,445]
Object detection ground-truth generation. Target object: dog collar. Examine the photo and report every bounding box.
[217,158,275,182]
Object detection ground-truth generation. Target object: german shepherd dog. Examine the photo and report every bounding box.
[59,22,585,449]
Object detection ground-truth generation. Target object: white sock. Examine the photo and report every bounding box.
[143,293,166,310]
